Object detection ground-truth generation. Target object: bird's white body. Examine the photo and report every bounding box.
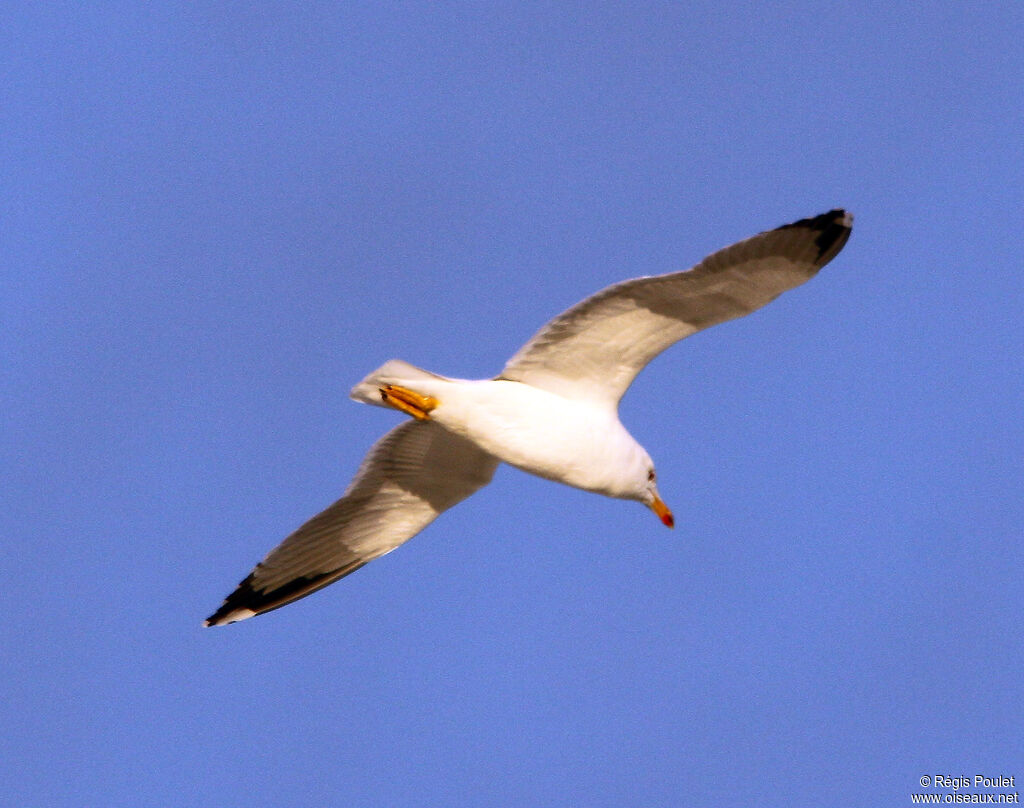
[372,374,652,500]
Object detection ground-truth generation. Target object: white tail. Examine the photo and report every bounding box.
[349,359,447,408]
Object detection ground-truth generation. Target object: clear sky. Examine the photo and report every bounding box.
[3,3,1021,806]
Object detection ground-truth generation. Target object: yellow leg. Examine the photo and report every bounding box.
[380,384,439,421]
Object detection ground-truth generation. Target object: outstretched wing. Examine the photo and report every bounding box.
[499,210,853,404]
[205,420,499,626]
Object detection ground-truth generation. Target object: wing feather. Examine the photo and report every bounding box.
[205,420,499,626]
[499,210,853,404]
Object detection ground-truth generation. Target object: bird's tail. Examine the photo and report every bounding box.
[349,359,448,408]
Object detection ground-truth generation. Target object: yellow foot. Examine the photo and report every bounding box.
[380,384,439,421]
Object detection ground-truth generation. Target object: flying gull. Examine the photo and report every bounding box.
[205,209,853,626]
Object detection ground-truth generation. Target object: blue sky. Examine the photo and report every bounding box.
[3,2,1021,806]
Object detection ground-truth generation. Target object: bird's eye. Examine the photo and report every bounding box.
[647,470,656,482]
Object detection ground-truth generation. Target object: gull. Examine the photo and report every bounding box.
[205,209,853,626]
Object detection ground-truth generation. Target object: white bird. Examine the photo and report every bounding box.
[205,210,853,626]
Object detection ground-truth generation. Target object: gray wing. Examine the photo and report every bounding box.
[205,420,499,626]
[499,210,853,404]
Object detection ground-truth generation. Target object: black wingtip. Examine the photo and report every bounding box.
[204,562,367,627]
[204,572,263,627]
[778,209,854,262]
[205,569,331,627]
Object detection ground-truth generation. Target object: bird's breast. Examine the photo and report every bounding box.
[426,379,642,498]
